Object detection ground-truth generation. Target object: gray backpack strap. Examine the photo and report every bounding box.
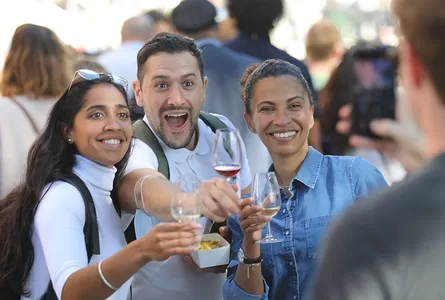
[133,120,170,179]
[199,111,227,132]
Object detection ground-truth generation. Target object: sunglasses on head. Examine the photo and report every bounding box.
[68,69,128,92]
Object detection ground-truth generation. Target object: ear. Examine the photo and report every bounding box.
[61,123,73,142]
[332,42,344,59]
[203,76,208,90]
[202,76,208,103]
[309,106,315,130]
[401,41,424,88]
[133,80,143,107]
[243,111,257,133]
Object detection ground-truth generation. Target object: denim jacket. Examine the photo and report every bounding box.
[223,147,388,300]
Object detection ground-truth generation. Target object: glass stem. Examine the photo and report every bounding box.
[266,221,273,237]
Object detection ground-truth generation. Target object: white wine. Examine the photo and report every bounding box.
[173,214,201,223]
[262,207,280,217]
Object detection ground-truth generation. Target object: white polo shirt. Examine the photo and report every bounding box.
[124,113,251,300]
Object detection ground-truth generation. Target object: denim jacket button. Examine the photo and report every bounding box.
[285,230,289,235]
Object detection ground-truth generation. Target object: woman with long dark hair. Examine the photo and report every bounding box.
[0,70,201,299]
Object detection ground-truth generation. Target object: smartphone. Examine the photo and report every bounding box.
[351,45,397,139]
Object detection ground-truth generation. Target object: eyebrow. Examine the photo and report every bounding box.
[258,95,305,106]
[151,73,197,81]
[86,104,129,111]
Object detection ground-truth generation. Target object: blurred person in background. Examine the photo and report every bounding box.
[319,46,406,185]
[73,55,108,73]
[225,0,322,152]
[171,0,270,175]
[145,10,176,34]
[213,1,238,42]
[223,59,387,300]
[99,14,155,120]
[310,0,445,298]
[0,23,71,198]
[305,19,344,93]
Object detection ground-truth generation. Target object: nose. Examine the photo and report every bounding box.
[167,83,186,106]
[104,115,122,131]
[272,110,291,126]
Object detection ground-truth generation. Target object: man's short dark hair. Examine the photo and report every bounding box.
[136,32,204,81]
[227,0,283,38]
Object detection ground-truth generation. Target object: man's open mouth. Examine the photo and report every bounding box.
[164,112,189,130]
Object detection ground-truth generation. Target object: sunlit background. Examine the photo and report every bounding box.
[0,0,396,68]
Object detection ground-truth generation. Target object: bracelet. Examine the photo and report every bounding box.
[98,260,118,291]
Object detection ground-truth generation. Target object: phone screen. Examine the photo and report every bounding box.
[351,48,396,138]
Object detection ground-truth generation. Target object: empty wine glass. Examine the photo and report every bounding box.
[170,174,202,223]
[212,128,242,182]
[253,172,283,244]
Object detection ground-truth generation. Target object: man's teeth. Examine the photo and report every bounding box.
[167,113,186,118]
[103,139,121,145]
[273,131,296,138]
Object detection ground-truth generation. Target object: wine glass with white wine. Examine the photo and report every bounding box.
[253,172,283,244]
[170,174,202,223]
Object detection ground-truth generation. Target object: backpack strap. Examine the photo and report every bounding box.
[199,111,227,132]
[9,97,39,134]
[133,120,170,179]
[41,174,100,300]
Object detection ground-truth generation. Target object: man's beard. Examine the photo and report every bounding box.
[151,108,199,149]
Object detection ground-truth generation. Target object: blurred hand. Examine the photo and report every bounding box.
[199,178,241,222]
[337,90,425,172]
[140,222,201,262]
[219,225,232,243]
[238,198,270,243]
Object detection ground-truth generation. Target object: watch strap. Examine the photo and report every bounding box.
[243,254,263,265]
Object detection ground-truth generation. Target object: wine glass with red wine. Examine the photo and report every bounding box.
[212,128,243,182]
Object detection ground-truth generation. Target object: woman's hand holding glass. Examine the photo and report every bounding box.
[238,198,271,243]
[138,222,202,262]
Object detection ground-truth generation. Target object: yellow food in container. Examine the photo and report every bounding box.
[199,240,220,250]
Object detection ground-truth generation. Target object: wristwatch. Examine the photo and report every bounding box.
[237,248,263,265]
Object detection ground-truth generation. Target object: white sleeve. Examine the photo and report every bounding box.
[124,138,159,176]
[34,182,88,299]
[210,114,252,190]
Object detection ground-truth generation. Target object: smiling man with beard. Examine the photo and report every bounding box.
[116,33,252,300]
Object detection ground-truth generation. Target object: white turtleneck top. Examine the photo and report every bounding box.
[23,155,131,300]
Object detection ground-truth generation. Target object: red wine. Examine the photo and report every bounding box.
[215,165,241,178]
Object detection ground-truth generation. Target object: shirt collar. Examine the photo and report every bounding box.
[196,37,222,48]
[268,146,323,189]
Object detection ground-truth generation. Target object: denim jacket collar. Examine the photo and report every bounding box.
[268,146,323,189]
